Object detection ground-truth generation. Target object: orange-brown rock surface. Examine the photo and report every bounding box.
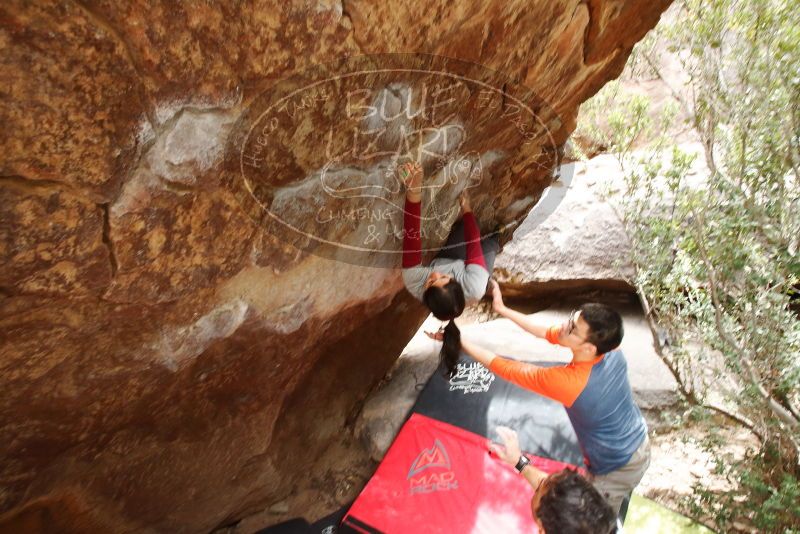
[0,1,670,531]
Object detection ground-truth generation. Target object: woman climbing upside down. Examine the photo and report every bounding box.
[399,161,500,377]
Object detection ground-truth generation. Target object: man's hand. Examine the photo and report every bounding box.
[424,329,444,342]
[483,287,551,339]
[490,426,547,491]
[459,191,472,214]
[490,279,506,314]
[488,426,523,467]
[401,161,423,200]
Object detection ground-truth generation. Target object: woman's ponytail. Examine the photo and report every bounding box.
[440,320,461,378]
[422,280,465,377]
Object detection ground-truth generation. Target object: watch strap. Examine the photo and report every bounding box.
[514,455,530,473]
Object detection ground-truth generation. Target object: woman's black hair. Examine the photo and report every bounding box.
[422,280,465,377]
[438,320,461,377]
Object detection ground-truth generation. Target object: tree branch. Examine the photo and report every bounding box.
[691,213,800,430]
[636,284,764,441]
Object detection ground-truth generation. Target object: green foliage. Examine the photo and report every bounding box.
[577,0,800,531]
[573,78,678,164]
[689,444,800,531]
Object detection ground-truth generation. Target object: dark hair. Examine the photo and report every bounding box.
[422,281,465,377]
[578,303,624,355]
[536,469,617,534]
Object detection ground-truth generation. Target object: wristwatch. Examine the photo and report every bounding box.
[514,455,530,473]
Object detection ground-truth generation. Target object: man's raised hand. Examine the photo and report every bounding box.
[490,279,506,314]
[424,329,444,342]
[488,426,523,466]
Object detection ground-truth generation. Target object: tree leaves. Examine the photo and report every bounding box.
[577,0,800,530]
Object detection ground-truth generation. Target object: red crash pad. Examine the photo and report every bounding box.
[342,413,581,534]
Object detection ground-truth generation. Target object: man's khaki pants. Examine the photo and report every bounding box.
[592,435,651,516]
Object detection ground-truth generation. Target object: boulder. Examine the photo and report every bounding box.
[494,156,636,301]
[493,142,711,303]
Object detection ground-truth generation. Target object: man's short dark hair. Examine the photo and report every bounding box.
[537,469,617,534]
[579,303,624,355]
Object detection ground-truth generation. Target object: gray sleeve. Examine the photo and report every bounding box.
[462,264,490,302]
[402,266,431,301]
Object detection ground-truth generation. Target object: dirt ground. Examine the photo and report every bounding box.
[637,411,759,532]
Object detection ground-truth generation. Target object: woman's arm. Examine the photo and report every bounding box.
[404,162,422,203]
[402,198,422,268]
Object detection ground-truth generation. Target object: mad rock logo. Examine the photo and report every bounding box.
[407,439,458,495]
[224,53,566,267]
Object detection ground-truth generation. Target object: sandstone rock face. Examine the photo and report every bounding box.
[0,1,670,531]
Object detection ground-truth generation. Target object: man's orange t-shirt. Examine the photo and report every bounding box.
[488,325,648,475]
[488,325,604,408]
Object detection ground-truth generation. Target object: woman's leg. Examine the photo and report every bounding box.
[480,234,501,273]
[435,218,467,260]
[436,220,501,271]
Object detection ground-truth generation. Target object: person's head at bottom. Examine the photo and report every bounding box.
[490,427,616,534]
[422,273,465,377]
[533,469,616,534]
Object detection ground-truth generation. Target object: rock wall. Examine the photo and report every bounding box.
[0,1,670,531]
[493,159,637,302]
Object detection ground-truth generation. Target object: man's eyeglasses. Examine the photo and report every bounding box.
[567,309,578,335]
[566,309,588,342]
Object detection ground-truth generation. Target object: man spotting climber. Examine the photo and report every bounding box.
[427,281,650,517]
